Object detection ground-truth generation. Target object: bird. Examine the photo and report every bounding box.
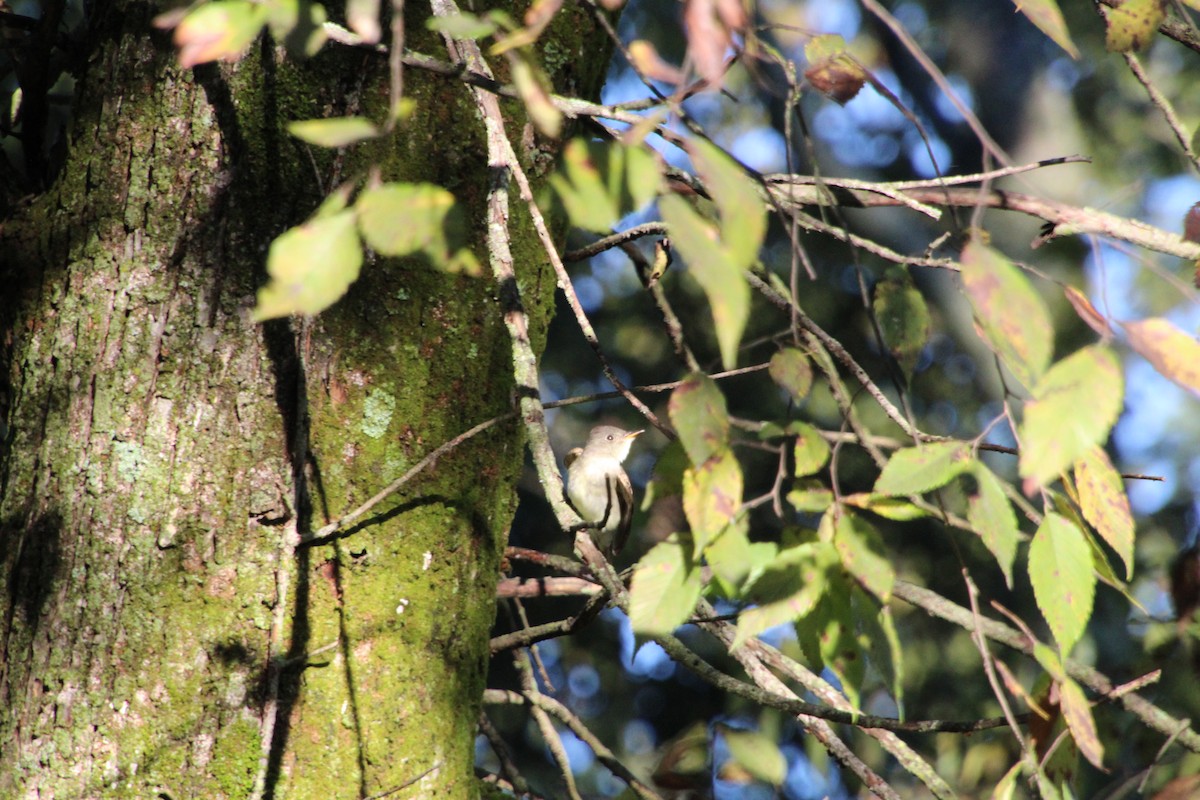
[565,425,643,555]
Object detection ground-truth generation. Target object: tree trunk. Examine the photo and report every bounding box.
[0,2,608,797]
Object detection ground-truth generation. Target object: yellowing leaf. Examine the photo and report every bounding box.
[668,373,729,466]
[1059,676,1105,769]
[1105,0,1165,52]
[1075,446,1134,579]
[628,537,701,637]
[1122,317,1200,395]
[874,441,972,495]
[792,422,830,478]
[832,509,894,601]
[768,348,813,401]
[287,116,380,148]
[254,210,362,321]
[1029,513,1096,654]
[356,182,481,274]
[682,449,743,556]
[1019,345,1123,487]
[966,463,1020,588]
[786,484,833,513]
[507,50,561,138]
[961,240,1053,388]
[169,0,267,68]
[1014,0,1081,58]
[843,493,928,521]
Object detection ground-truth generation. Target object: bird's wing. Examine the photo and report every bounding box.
[611,470,635,556]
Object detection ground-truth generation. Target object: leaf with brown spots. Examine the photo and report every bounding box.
[1122,317,1200,395]
[961,240,1053,388]
[1075,446,1134,579]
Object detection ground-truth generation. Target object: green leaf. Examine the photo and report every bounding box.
[548,139,660,233]
[873,267,931,381]
[287,116,380,147]
[659,140,763,371]
[734,541,835,649]
[660,194,750,370]
[961,240,1053,388]
[1019,345,1123,487]
[628,537,701,637]
[253,209,362,321]
[1029,513,1096,654]
[832,509,894,601]
[966,463,1020,587]
[263,0,327,57]
[993,760,1022,800]
[1014,0,1081,58]
[872,604,904,715]
[874,441,972,495]
[1059,676,1104,769]
[1105,0,1165,52]
[688,138,766,270]
[642,439,688,508]
[425,11,498,39]
[768,348,813,401]
[795,573,863,710]
[792,422,830,478]
[668,372,729,466]
[356,182,481,275]
[682,449,743,557]
[1074,446,1134,579]
[786,483,833,514]
[723,728,787,786]
[705,519,775,593]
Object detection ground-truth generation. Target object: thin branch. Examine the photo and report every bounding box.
[860,0,1011,167]
[893,580,1200,753]
[484,689,664,800]
[478,712,530,794]
[301,415,508,544]
[1122,50,1200,173]
[514,648,583,800]
[495,576,601,598]
[764,180,1200,260]
[563,222,669,262]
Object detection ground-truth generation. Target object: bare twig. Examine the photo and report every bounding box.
[894,580,1200,753]
[485,689,664,800]
[1121,50,1200,173]
[861,0,1011,167]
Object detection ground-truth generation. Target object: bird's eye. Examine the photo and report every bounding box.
[607,434,614,441]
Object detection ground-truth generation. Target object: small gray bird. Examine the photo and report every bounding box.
[565,425,643,555]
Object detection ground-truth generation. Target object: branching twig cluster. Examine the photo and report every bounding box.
[304,3,1200,797]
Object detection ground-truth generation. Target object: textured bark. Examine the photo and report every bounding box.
[0,1,608,797]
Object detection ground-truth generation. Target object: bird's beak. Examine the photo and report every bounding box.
[626,430,644,441]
